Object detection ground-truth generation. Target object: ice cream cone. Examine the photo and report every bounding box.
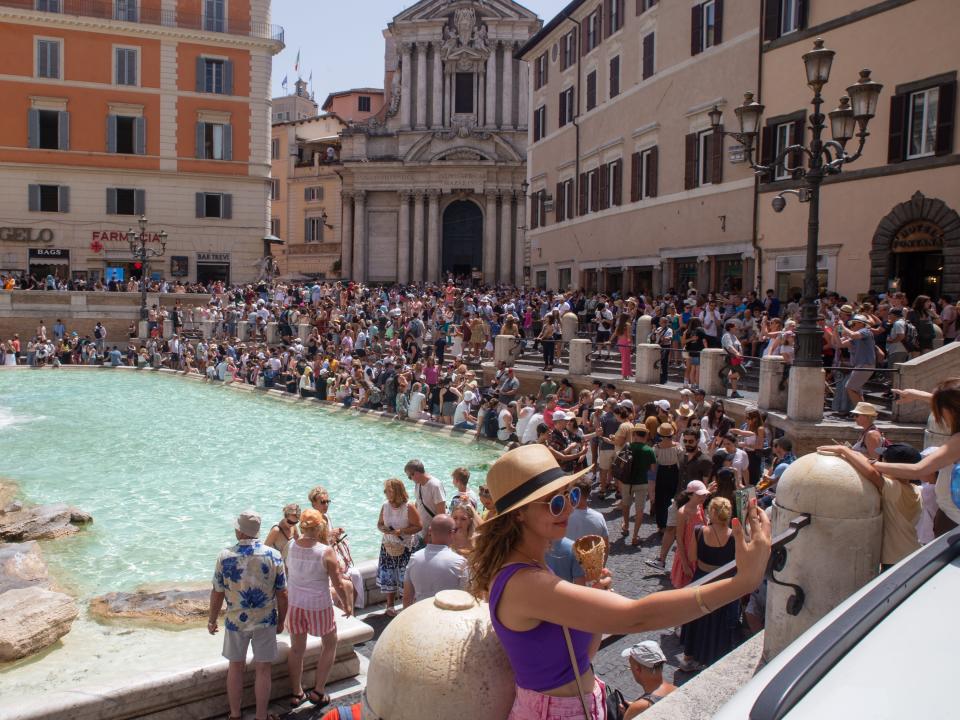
[573,534,606,582]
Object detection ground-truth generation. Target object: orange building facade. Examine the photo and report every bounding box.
[0,0,283,285]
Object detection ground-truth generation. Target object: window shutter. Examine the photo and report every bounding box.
[28,184,40,211]
[760,122,775,172]
[630,152,640,202]
[127,48,137,85]
[587,71,596,110]
[691,4,702,56]
[604,0,612,38]
[609,56,619,97]
[590,169,600,211]
[712,127,723,184]
[790,117,805,177]
[222,193,232,219]
[304,218,311,242]
[612,160,622,206]
[530,193,539,229]
[134,116,146,155]
[37,41,47,78]
[642,33,654,79]
[134,189,146,215]
[106,115,117,153]
[558,91,565,127]
[28,108,39,148]
[597,6,603,44]
[887,94,906,164]
[647,145,658,198]
[599,164,609,210]
[542,53,548,86]
[797,0,809,31]
[223,124,233,161]
[714,0,724,44]
[684,132,698,189]
[935,80,956,156]
[50,40,59,78]
[763,0,781,41]
[196,192,205,218]
[196,121,205,158]
[106,188,117,214]
[196,56,205,92]
[578,173,587,215]
[556,182,564,220]
[224,60,234,95]
[58,111,69,150]
[58,185,69,213]
[581,18,589,56]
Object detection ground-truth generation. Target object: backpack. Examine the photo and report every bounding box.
[483,408,499,439]
[410,319,423,338]
[902,321,920,353]
[611,447,634,482]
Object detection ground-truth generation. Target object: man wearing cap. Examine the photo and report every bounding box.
[837,314,877,409]
[208,510,288,720]
[621,640,677,717]
[453,390,478,431]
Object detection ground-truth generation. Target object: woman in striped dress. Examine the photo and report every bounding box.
[287,509,351,711]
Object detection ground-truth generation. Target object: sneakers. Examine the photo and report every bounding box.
[644,558,667,573]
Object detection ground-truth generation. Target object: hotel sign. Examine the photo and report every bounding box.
[1,227,54,243]
[892,220,944,253]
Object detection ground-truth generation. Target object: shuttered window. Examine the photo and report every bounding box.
[533,105,547,142]
[36,38,61,79]
[204,0,226,32]
[561,31,577,70]
[106,187,145,216]
[534,53,548,90]
[691,0,723,56]
[196,122,233,160]
[197,57,233,95]
[559,87,575,127]
[609,56,620,98]
[582,8,601,55]
[115,47,138,86]
[631,147,658,201]
[588,168,600,212]
[305,186,324,201]
[685,130,722,188]
[642,33,655,80]
[636,0,657,14]
[888,75,955,163]
[606,0,624,35]
[28,109,69,150]
[28,184,68,213]
[195,192,232,219]
[270,178,280,200]
[305,217,324,242]
[764,0,808,42]
[586,71,597,111]
[107,115,146,155]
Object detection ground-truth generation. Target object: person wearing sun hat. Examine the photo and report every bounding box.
[468,444,771,719]
[849,401,885,460]
[651,423,682,533]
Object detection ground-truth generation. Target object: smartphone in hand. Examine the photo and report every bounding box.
[735,486,757,531]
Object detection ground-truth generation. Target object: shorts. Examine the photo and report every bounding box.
[846,368,874,393]
[222,626,278,663]
[691,356,701,366]
[288,605,336,637]
[665,503,679,528]
[620,482,647,510]
[597,448,614,470]
[508,679,606,719]
[746,579,767,618]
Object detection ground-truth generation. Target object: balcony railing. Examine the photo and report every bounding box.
[2,0,284,43]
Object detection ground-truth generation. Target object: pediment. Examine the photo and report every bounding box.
[393,0,539,24]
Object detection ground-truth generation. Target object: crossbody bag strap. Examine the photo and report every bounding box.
[562,625,593,719]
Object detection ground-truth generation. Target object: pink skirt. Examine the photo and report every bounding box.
[508,680,607,720]
[287,605,336,637]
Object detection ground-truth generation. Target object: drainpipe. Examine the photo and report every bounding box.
[751,2,766,293]
[567,17,582,284]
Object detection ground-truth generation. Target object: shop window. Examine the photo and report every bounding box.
[536,270,547,290]
[675,259,697,290]
[558,267,572,291]
[715,257,743,294]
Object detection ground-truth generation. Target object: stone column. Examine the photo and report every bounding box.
[499,190,513,284]
[478,69,485,127]
[494,334,516,368]
[415,42,428,130]
[758,355,788,411]
[699,348,727,396]
[787,367,825,422]
[427,189,441,284]
[636,315,653,344]
[651,262,663,296]
[432,42,443,128]
[483,190,498,282]
[341,192,353,280]
[517,56,529,129]
[485,43,498,127]
[696,254,711,294]
[397,191,411,285]
[446,72,454,125]
[352,191,367,281]
[412,190,425,283]
[501,42,514,128]
[400,43,412,129]
[635,344,660,384]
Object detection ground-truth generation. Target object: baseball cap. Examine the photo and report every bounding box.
[620,399,634,409]
[552,410,568,421]
[565,411,577,420]
[592,398,605,409]
[463,390,475,402]
[655,399,670,412]
[880,443,922,464]
[621,640,667,668]
[686,480,710,496]
[235,510,262,538]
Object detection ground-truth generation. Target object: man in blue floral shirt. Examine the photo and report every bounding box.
[208,510,288,720]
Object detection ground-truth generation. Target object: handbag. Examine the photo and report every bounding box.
[611,447,633,482]
[561,626,627,720]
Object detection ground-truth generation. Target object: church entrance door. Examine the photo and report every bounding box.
[442,200,483,282]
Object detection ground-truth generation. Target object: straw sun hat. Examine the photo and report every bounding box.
[485,444,590,517]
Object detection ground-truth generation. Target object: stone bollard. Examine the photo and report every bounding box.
[199,320,214,340]
[298,322,313,340]
[494,335,516,367]
[450,335,464,358]
[265,322,279,345]
[758,355,788,411]
[764,451,882,660]
[568,339,592,375]
[138,320,149,339]
[787,366,825,422]
[699,348,727,396]
[236,321,249,340]
[561,312,579,342]
[163,319,173,338]
[363,590,515,720]
[634,343,661,385]
[636,315,653,345]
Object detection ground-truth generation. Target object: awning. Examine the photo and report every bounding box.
[263,234,285,244]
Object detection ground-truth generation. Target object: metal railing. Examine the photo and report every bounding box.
[1,0,285,42]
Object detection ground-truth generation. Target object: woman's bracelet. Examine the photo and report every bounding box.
[694,586,712,615]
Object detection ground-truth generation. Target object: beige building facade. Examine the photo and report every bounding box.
[270,113,347,278]
[755,0,959,300]
[321,88,385,124]
[338,0,541,284]
[519,0,760,295]
[0,0,283,286]
[273,78,318,122]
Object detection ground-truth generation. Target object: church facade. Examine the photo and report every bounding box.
[338,0,541,284]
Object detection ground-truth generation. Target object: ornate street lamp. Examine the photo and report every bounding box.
[709,38,882,367]
[126,215,168,321]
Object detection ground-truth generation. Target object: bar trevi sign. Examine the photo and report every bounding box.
[0,227,54,243]
[197,252,230,262]
[892,220,944,253]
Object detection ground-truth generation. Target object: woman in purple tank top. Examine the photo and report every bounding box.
[469,444,771,719]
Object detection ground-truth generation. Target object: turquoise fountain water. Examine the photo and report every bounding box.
[0,371,499,598]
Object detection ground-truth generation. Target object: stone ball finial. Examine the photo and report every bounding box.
[363,590,516,720]
[776,451,880,520]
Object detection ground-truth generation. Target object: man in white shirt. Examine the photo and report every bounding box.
[402,515,466,607]
[699,301,722,346]
[720,435,750,484]
[407,382,428,420]
[521,409,545,444]
[453,390,478,430]
[405,459,447,544]
[498,402,518,442]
